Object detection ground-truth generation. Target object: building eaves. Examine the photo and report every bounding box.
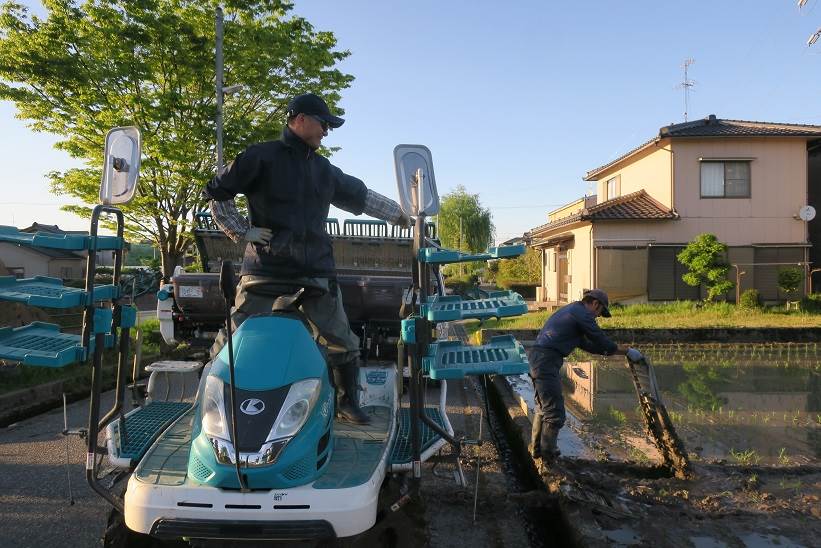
[584,115,821,181]
[527,190,676,241]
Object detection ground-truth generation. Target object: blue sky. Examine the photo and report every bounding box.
[3,1,821,242]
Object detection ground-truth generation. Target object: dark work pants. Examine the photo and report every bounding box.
[528,346,566,430]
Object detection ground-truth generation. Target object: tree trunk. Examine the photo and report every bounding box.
[160,248,184,282]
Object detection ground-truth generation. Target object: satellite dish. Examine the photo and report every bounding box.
[799,205,816,222]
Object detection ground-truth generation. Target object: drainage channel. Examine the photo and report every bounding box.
[472,375,578,548]
[448,321,577,547]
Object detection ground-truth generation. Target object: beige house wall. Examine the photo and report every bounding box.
[0,243,50,278]
[540,224,594,303]
[671,138,808,244]
[595,144,673,206]
[0,243,84,279]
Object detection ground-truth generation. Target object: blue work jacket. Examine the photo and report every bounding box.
[533,301,618,358]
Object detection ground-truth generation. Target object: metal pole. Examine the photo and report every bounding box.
[215,6,224,174]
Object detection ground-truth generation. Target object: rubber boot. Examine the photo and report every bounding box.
[332,362,371,425]
[529,412,544,459]
[540,426,561,464]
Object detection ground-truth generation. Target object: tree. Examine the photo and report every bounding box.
[435,185,494,276]
[676,233,734,302]
[436,185,494,252]
[778,267,803,296]
[0,0,353,279]
[496,247,540,288]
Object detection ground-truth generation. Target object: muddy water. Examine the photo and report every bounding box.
[561,343,820,465]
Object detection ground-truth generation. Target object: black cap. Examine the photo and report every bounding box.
[583,289,611,317]
[286,93,344,129]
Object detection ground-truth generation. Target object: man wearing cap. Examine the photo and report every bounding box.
[203,93,410,425]
[528,289,643,463]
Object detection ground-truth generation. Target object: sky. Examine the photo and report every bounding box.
[3,1,821,243]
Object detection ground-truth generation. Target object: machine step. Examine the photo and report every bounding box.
[421,290,528,322]
[417,243,525,264]
[423,335,529,380]
[0,276,118,308]
[107,401,193,468]
[389,407,445,466]
[0,225,123,250]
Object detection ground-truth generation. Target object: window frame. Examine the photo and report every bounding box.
[605,175,620,200]
[699,160,751,199]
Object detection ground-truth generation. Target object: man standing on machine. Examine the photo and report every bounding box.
[203,93,410,425]
[529,289,643,462]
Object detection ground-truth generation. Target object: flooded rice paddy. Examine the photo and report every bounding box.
[560,343,819,466]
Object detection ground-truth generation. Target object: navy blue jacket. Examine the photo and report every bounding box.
[203,127,368,278]
[533,301,618,357]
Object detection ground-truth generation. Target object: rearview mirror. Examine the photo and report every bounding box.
[100,126,141,205]
[394,144,439,216]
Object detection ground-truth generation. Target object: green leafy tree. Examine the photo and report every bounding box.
[496,247,540,288]
[676,233,734,302]
[0,0,352,278]
[436,185,494,252]
[777,267,803,296]
[435,185,494,276]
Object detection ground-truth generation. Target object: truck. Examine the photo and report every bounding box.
[157,212,443,359]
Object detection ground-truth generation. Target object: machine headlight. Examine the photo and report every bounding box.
[268,378,321,441]
[202,375,229,440]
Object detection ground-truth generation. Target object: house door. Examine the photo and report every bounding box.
[557,250,569,303]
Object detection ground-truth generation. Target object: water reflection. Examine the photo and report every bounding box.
[562,344,820,465]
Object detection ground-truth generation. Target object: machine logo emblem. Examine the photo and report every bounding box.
[240,398,265,415]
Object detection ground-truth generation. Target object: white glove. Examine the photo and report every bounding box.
[393,211,415,227]
[626,348,643,362]
[244,226,272,245]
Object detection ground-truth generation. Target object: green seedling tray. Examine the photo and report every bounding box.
[418,243,525,264]
[0,225,123,250]
[423,334,529,380]
[0,276,118,308]
[421,290,528,322]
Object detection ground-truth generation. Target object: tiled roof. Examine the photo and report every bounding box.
[585,115,821,180]
[527,190,676,239]
[660,116,821,138]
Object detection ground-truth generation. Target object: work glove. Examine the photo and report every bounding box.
[626,347,644,362]
[396,211,415,228]
[244,226,272,245]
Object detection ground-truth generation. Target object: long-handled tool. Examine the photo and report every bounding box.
[626,355,691,478]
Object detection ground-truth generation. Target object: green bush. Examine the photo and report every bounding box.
[801,293,821,312]
[777,267,803,295]
[738,289,761,310]
[444,274,478,297]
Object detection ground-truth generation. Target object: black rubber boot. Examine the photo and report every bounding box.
[332,363,371,425]
[539,426,561,464]
[530,412,544,459]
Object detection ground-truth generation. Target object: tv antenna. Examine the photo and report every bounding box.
[677,58,696,122]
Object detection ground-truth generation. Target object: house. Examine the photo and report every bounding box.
[0,223,124,279]
[0,242,85,279]
[527,115,821,304]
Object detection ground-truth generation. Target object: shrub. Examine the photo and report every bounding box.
[738,289,761,310]
[677,233,734,302]
[801,293,821,312]
[444,274,478,297]
[777,267,803,296]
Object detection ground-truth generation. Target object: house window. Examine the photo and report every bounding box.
[8,267,24,279]
[60,267,73,280]
[700,161,750,198]
[606,176,620,200]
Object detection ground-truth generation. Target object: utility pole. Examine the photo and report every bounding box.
[215,7,224,174]
[678,58,696,122]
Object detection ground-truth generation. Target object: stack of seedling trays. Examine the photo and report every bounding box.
[0,226,123,368]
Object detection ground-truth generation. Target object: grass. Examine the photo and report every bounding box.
[464,300,821,337]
